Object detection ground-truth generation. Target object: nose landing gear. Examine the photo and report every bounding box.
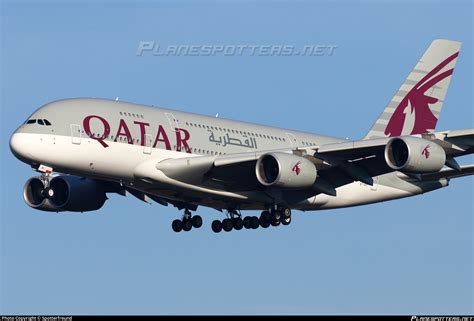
[36,166,54,200]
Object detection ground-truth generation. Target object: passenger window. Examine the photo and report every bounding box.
[44,119,52,126]
[38,119,45,125]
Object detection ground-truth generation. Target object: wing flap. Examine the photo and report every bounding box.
[444,128,474,151]
[420,164,474,181]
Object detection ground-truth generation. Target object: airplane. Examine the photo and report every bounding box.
[9,39,474,233]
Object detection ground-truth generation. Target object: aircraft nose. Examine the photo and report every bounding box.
[10,132,33,163]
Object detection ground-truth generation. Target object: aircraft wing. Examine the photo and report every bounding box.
[305,128,474,189]
[430,128,474,157]
[133,129,474,199]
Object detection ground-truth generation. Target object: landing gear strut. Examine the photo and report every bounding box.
[38,168,54,199]
[172,209,202,233]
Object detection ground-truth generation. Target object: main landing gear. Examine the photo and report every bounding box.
[211,208,292,233]
[211,210,244,233]
[172,209,203,233]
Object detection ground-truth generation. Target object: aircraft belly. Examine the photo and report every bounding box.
[294,181,413,210]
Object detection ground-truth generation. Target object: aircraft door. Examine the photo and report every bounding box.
[71,124,81,144]
[143,134,152,154]
[165,112,179,131]
[286,132,299,148]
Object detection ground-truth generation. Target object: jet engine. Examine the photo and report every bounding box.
[384,137,446,173]
[255,152,317,189]
[23,175,107,212]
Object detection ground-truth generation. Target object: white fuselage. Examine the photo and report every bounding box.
[10,98,446,212]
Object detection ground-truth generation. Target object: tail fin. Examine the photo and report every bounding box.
[364,39,461,140]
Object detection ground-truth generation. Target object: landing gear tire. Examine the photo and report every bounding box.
[182,219,193,232]
[212,220,222,233]
[192,215,203,228]
[222,218,233,232]
[233,218,244,230]
[281,216,291,226]
[243,216,252,229]
[270,218,281,227]
[42,187,55,199]
[259,218,270,228]
[251,216,260,229]
[260,211,271,223]
[172,219,183,233]
[282,208,291,219]
[271,209,281,222]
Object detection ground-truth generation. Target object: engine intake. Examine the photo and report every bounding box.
[255,152,317,189]
[384,137,446,173]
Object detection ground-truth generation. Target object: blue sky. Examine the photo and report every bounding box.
[1,0,472,315]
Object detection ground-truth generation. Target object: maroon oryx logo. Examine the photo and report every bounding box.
[385,51,459,137]
[422,144,431,159]
[292,161,302,175]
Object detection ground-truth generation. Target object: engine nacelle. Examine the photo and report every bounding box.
[384,137,446,173]
[48,176,107,212]
[23,177,61,212]
[255,152,317,189]
[23,175,107,212]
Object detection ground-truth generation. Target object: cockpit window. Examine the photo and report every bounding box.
[24,118,51,126]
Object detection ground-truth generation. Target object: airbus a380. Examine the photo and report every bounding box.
[10,39,474,233]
